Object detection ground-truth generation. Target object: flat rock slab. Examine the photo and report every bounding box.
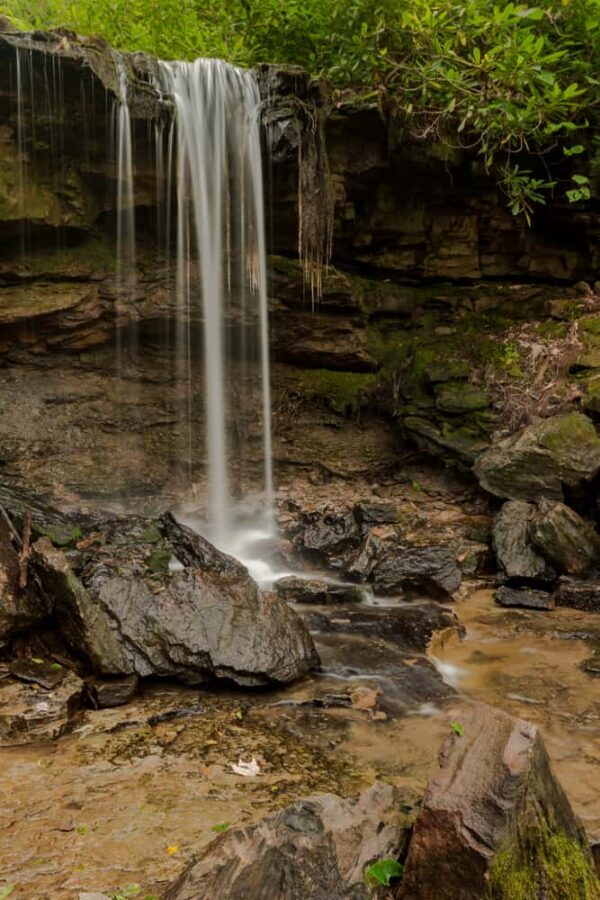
[0,669,84,745]
[274,575,363,605]
[86,674,139,708]
[32,512,319,687]
[555,578,600,612]
[399,703,597,900]
[164,782,412,900]
[495,585,555,610]
[303,603,462,652]
[9,657,66,689]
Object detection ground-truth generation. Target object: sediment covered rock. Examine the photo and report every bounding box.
[474,412,600,501]
[164,782,412,900]
[0,668,84,745]
[554,578,600,612]
[32,513,319,686]
[399,704,597,900]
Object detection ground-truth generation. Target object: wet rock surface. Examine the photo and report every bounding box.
[32,513,319,686]
[164,782,412,900]
[495,585,555,610]
[274,575,364,605]
[371,546,462,599]
[400,703,597,900]
[304,604,462,652]
[0,668,84,745]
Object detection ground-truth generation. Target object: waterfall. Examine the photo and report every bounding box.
[156,60,274,551]
[114,60,136,306]
[8,40,275,557]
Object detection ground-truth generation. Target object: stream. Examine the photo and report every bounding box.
[2,580,599,897]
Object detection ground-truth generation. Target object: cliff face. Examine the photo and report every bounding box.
[0,29,599,506]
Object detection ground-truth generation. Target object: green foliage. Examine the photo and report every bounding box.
[451,721,464,736]
[211,822,230,833]
[365,858,404,886]
[0,887,15,900]
[2,0,600,215]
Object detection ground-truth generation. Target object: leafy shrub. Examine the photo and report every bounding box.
[2,0,599,216]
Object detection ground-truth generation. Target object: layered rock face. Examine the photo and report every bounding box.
[2,30,600,506]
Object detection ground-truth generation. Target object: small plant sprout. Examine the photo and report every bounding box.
[211,822,230,833]
[365,859,404,887]
[451,721,465,737]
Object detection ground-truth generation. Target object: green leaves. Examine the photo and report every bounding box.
[0,887,15,900]
[3,0,599,218]
[365,859,404,886]
[211,822,230,833]
[451,721,464,736]
[567,174,591,202]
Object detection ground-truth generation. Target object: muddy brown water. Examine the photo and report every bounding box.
[1,587,599,897]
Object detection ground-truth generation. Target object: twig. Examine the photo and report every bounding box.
[0,504,22,548]
[19,511,32,591]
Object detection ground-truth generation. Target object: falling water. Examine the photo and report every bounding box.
[114,60,136,310]
[156,60,274,550]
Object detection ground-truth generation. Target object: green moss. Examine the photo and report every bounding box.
[581,316,600,337]
[434,380,489,413]
[538,411,599,455]
[32,523,83,548]
[146,546,172,574]
[487,830,600,900]
[298,369,376,415]
[140,525,162,544]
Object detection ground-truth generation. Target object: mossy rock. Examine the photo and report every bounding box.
[297,369,376,416]
[475,412,600,501]
[425,359,471,383]
[434,380,489,414]
[488,828,600,899]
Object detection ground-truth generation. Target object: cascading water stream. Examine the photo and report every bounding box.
[114,60,136,306]
[156,60,275,553]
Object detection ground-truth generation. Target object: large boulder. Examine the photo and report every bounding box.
[32,513,319,686]
[164,782,412,900]
[474,412,600,501]
[492,500,556,585]
[399,704,598,900]
[530,500,600,578]
[372,546,461,599]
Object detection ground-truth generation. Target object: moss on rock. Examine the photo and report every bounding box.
[487,828,600,900]
[298,369,376,415]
